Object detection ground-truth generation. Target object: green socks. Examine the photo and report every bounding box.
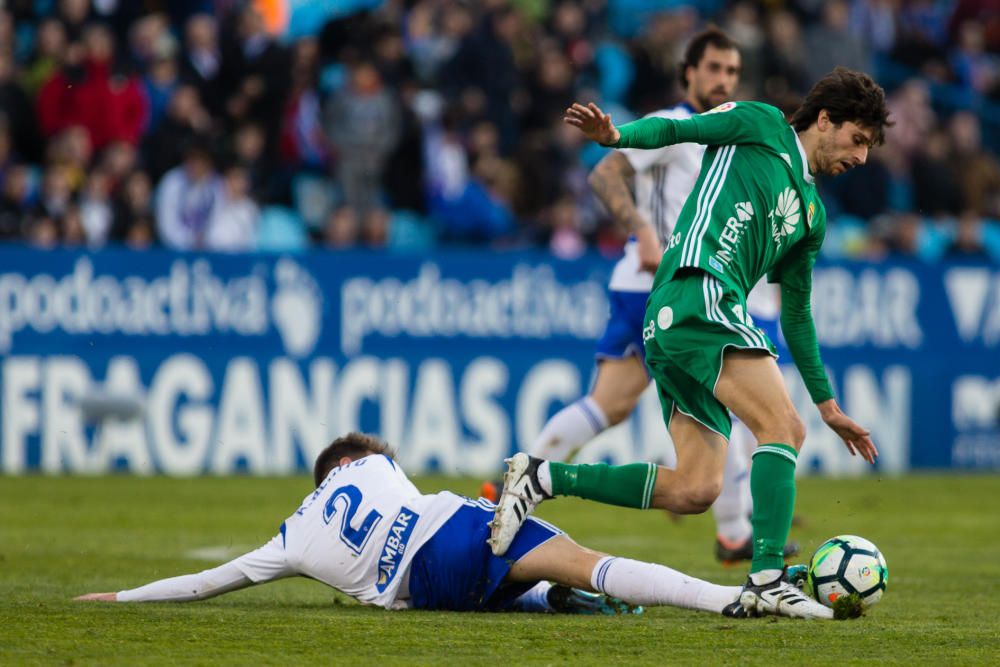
[548,461,658,509]
[543,444,797,570]
[750,444,799,573]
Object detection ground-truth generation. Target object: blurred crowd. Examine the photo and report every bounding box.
[2,0,1000,262]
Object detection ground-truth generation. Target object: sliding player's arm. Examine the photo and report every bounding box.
[76,561,255,602]
[75,535,296,602]
[565,101,782,150]
[771,231,879,465]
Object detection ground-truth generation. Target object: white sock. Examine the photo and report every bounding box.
[511,581,554,612]
[734,418,756,515]
[536,461,553,496]
[712,420,754,544]
[528,396,609,461]
[749,569,784,586]
[590,556,740,614]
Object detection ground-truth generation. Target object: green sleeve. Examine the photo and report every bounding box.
[609,102,784,150]
[774,230,835,404]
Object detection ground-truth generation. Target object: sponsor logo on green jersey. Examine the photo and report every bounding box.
[769,187,801,247]
[712,201,754,272]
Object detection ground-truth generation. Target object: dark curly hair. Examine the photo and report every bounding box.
[790,67,893,146]
[313,432,394,487]
[678,27,738,89]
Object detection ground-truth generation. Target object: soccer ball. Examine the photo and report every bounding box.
[807,535,888,608]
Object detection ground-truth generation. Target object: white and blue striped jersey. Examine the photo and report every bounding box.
[231,455,464,609]
[621,103,703,249]
[610,103,702,293]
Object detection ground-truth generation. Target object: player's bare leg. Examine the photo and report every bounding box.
[506,534,604,590]
[713,418,754,557]
[590,356,649,426]
[713,417,800,564]
[506,533,787,618]
[715,350,805,578]
[528,394,752,517]
[715,350,804,448]
[647,409,727,513]
[490,417,725,555]
[489,363,801,562]
[710,349,830,618]
[593,357,795,562]
[714,349,804,576]
[491,393,727,554]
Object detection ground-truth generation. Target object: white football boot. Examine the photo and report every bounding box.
[488,453,551,556]
[739,570,834,619]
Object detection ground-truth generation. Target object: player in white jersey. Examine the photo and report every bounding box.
[76,432,809,619]
[480,28,794,565]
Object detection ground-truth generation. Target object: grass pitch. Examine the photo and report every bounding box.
[2,474,999,666]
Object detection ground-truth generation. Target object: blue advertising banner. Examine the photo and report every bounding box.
[0,246,996,475]
[803,259,1000,471]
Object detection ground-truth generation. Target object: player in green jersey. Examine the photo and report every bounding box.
[491,68,891,619]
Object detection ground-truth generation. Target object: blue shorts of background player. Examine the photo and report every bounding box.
[595,290,787,364]
[595,290,651,365]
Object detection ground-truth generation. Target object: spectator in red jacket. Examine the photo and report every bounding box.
[37,23,148,151]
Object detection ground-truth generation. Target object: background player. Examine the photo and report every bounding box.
[76,432,827,619]
[482,27,795,565]
[492,68,888,618]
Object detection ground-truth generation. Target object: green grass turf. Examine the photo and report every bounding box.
[2,474,999,666]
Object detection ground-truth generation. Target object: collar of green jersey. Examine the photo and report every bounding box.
[793,132,815,185]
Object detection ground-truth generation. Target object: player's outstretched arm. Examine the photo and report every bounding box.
[568,100,781,151]
[75,561,256,602]
[75,592,118,601]
[564,102,620,145]
[775,235,879,466]
[75,535,295,603]
[817,399,879,464]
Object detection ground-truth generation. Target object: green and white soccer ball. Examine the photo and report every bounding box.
[807,535,888,608]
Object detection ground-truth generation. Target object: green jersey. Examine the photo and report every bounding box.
[611,101,833,403]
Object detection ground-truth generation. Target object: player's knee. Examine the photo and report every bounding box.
[676,480,722,514]
[786,413,806,449]
[603,397,639,425]
[756,412,806,450]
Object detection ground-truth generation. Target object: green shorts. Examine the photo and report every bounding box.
[642,270,777,439]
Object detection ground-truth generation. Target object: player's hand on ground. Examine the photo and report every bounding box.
[634,224,663,274]
[564,102,620,146]
[75,592,117,601]
[817,399,878,464]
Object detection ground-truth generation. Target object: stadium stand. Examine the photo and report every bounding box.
[0,0,999,263]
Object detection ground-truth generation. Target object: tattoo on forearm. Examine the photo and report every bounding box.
[589,153,647,233]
